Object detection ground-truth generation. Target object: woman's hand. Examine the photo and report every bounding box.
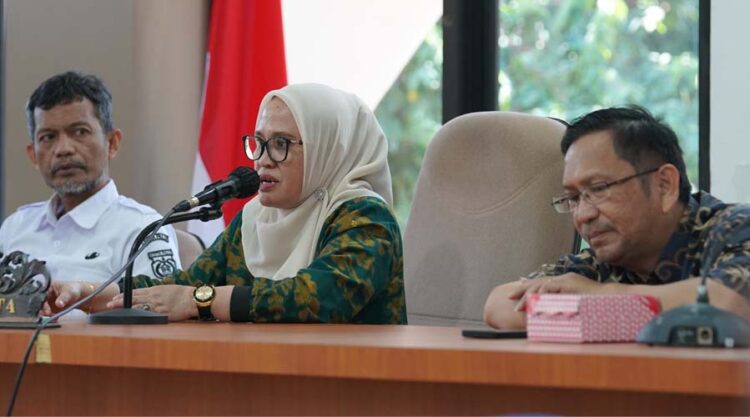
[107,285,196,322]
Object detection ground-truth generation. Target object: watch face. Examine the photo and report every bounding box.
[194,286,214,302]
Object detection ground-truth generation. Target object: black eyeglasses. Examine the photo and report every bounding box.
[242,135,303,163]
[551,167,661,213]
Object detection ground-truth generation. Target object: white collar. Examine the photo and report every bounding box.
[40,180,119,230]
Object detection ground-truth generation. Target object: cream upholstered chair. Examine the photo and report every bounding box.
[404,111,577,326]
[175,229,206,268]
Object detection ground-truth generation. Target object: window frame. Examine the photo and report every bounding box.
[442,0,710,191]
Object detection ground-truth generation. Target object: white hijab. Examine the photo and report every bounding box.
[241,83,393,280]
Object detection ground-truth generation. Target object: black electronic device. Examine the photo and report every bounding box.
[173,166,259,213]
[637,218,750,348]
[636,299,750,347]
[462,329,527,339]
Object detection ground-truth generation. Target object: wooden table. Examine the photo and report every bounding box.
[0,318,747,415]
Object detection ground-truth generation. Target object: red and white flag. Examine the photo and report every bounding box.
[189,0,287,246]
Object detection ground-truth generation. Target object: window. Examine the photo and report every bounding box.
[375,21,443,226]
[499,0,700,182]
[369,0,700,228]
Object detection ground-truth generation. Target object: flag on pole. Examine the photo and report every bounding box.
[189,0,287,246]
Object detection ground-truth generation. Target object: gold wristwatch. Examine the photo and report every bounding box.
[193,284,216,321]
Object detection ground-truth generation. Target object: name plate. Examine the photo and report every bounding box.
[0,251,51,322]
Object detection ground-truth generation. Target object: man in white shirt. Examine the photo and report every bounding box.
[0,71,180,309]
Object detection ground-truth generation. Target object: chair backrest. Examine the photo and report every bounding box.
[404,111,575,327]
[174,229,206,268]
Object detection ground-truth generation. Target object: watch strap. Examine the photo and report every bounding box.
[197,304,216,321]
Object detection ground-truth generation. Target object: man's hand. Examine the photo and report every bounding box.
[43,280,89,316]
[42,280,119,316]
[508,273,613,312]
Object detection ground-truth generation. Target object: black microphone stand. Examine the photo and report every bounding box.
[89,205,223,325]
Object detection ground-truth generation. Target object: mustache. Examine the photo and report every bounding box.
[51,160,87,174]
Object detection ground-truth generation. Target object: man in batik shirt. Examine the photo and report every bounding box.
[484,106,750,329]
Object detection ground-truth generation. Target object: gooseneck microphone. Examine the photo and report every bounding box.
[89,166,260,325]
[637,215,750,348]
[173,166,260,213]
[7,169,260,415]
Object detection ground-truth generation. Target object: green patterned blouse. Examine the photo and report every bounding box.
[132,197,407,324]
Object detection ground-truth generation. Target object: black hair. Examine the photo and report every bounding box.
[25,71,114,138]
[560,105,691,205]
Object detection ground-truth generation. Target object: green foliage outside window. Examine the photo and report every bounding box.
[376,0,699,228]
[500,0,699,179]
[375,25,443,225]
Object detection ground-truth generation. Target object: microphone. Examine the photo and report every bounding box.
[89,166,259,325]
[637,215,750,348]
[174,166,260,212]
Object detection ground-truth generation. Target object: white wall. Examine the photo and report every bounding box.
[711,0,750,203]
[282,0,442,109]
[3,0,134,215]
[2,0,207,216]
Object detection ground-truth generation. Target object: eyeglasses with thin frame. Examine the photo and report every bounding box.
[551,167,661,213]
[242,134,303,163]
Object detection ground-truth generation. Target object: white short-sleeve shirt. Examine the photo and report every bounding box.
[0,180,181,283]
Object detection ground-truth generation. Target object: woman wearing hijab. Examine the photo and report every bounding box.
[48,84,406,324]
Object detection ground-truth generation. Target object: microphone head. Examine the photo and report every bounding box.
[229,166,260,198]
